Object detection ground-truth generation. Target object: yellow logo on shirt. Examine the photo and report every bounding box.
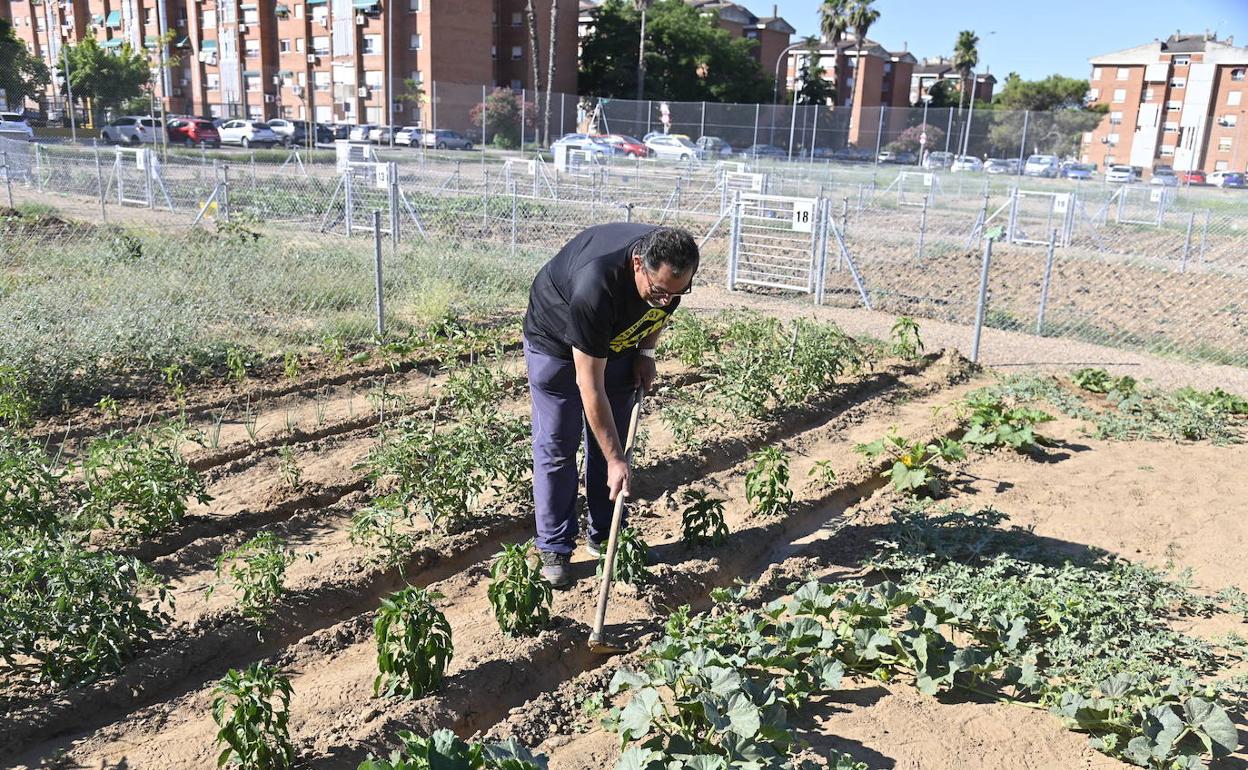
[609,308,671,352]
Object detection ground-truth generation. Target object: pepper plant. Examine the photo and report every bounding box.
[212,532,304,623]
[597,526,651,585]
[680,490,729,547]
[487,540,553,636]
[211,662,295,770]
[744,446,792,517]
[374,586,453,698]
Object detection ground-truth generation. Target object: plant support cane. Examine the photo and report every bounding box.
[588,387,646,655]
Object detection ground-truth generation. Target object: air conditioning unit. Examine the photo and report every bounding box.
[318,16,328,26]
[238,23,248,32]
[291,84,304,96]
[180,77,189,86]
[357,86,369,97]
[355,14,365,24]
[264,94,275,103]
[1217,117,1232,127]
[307,53,317,63]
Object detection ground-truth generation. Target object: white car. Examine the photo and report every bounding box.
[0,112,34,141]
[1150,170,1178,186]
[645,134,701,161]
[1023,154,1060,178]
[550,133,616,156]
[370,126,394,144]
[99,116,164,145]
[1106,164,1138,184]
[1208,170,1246,188]
[218,119,280,148]
[950,155,983,172]
[394,126,422,146]
[349,124,377,142]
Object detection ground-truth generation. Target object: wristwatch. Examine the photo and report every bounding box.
[638,348,656,359]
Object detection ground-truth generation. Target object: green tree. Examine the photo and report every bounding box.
[819,0,851,46]
[925,79,959,108]
[60,37,151,123]
[0,18,50,108]
[794,38,835,105]
[987,73,1106,158]
[469,87,536,149]
[887,122,944,154]
[953,30,979,111]
[578,0,772,103]
[847,0,880,103]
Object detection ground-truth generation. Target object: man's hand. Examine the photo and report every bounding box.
[633,354,657,393]
[607,458,632,501]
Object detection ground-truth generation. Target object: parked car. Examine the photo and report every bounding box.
[1179,170,1207,185]
[551,133,616,156]
[877,150,899,163]
[878,149,917,164]
[646,134,701,161]
[642,131,692,143]
[1208,170,1245,188]
[922,150,954,169]
[1023,154,1060,178]
[421,129,472,150]
[100,116,165,145]
[329,123,353,140]
[369,126,394,144]
[740,143,786,160]
[266,118,329,146]
[984,158,1013,174]
[0,112,35,141]
[1060,161,1095,180]
[812,147,838,160]
[1106,164,1138,184]
[950,155,983,172]
[394,126,423,146]
[695,136,734,159]
[1150,168,1178,186]
[166,118,221,148]
[348,124,377,142]
[218,119,280,148]
[598,134,649,157]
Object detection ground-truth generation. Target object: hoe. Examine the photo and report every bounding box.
[587,386,645,655]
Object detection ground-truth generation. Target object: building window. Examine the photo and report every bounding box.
[246,74,261,91]
[1143,88,1154,101]
[1082,131,1092,143]
[146,8,156,25]
[363,35,380,54]
[298,72,306,86]
[491,45,497,59]
[279,39,290,52]
[1173,55,1190,66]
[1106,132,1120,144]
[511,45,522,60]
[1112,88,1126,103]
[296,38,304,52]
[1159,145,1175,156]
[1109,111,1122,125]
[201,11,216,28]
[314,72,330,91]
[1170,78,1185,88]
[1220,137,1233,151]
[1166,100,1182,110]
[410,70,422,84]
[1215,160,1228,170]
[511,78,523,90]
[295,4,303,18]
[409,33,421,50]
[245,40,260,58]
[1092,67,1102,80]
[1088,88,1099,100]
[243,8,259,24]
[313,36,329,54]
[207,73,220,89]
[1116,67,1129,80]
[1233,69,1246,82]
[365,70,383,89]
[511,12,522,26]
[409,0,421,10]
[1163,121,1178,133]
[1229,91,1243,106]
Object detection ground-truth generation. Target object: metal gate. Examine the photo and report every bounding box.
[727,192,826,299]
[1007,189,1075,246]
[1113,183,1172,226]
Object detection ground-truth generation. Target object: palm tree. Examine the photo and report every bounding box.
[818,0,850,103]
[635,0,652,102]
[525,0,542,147]
[847,0,879,106]
[543,0,559,146]
[953,30,979,112]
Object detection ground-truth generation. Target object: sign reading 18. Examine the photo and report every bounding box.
[790,200,816,232]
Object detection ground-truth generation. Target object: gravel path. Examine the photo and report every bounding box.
[688,284,1248,394]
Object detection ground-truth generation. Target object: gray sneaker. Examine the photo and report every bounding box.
[539,550,573,589]
[584,538,605,560]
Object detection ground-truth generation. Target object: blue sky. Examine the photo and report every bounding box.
[770,0,1248,81]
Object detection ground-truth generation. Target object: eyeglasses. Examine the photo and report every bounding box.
[641,266,694,299]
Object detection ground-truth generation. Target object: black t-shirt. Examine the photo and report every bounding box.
[523,223,681,360]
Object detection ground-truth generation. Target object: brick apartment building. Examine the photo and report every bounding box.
[576,1,794,83]
[785,36,916,149]
[4,0,578,130]
[908,56,995,106]
[1083,32,1248,174]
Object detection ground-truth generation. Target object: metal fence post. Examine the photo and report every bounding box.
[726,190,741,290]
[33,143,42,192]
[1,151,12,209]
[1018,109,1029,168]
[510,180,517,259]
[787,101,798,161]
[1180,210,1195,273]
[971,236,994,363]
[752,103,760,158]
[1036,229,1057,335]
[93,142,106,222]
[1198,208,1209,264]
[388,162,400,252]
[482,168,490,229]
[1155,186,1165,226]
[841,196,848,235]
[917,192,929,263]
[344,169,354,236]
[372,210,386,337]
[520,88,526,149]
[1006,186,1019,244]
[700,101,706,141]
[873,107,884,164]
[481,84,488,149]
[811,107,820,164]
[221,165,231,223]
[144,149,154,208]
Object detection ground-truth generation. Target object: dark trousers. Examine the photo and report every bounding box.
[524,339,636,555]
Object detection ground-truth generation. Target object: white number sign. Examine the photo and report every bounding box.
[791,199,816,232]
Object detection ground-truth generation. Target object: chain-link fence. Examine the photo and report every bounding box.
[3,118,1247,420]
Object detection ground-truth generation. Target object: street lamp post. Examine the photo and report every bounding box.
[959,70,976,160]
[771,41,811,151]
[919,93,932,165]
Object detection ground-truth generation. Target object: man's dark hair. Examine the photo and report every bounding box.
[633,227,700,276]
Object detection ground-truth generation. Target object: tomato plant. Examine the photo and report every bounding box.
[81,431,213,538]
[212,532,306,623]
[597,526,651,585]
[744,446,792,517]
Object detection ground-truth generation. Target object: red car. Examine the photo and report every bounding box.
[167,118,221,148]
[1179,170,1207,185]
[598,134,650,158]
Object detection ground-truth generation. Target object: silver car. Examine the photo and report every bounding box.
[100,116,165,145]
[422,129,474,150]
[0,112,34,141]
[218,119,280,148]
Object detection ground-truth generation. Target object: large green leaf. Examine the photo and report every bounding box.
[1182,697,1239,757]
[618,687,663,741]
[724,692,762,739]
